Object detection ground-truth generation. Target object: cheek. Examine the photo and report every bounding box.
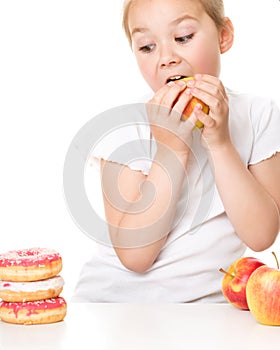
[136,57,158,90]
[191,41,221,76]
[137,59,150,78]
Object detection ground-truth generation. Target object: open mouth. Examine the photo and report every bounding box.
[166,75,187,84]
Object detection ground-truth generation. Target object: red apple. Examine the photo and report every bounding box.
[219,257,265,310]
[246,252,280,326]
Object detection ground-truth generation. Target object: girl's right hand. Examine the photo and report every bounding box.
[146,80,199,155]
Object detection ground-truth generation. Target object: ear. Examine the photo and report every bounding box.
[219,17,234,54]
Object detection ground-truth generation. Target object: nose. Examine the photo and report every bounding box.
[159,44,181,68]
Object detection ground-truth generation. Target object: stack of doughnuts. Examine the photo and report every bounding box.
[0,247,67,325]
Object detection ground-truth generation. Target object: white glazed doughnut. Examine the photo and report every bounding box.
[0,297,67,325]
[0,275,64,302]
[0,248,62,282]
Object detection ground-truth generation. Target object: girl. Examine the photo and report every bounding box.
[72,0,280,303]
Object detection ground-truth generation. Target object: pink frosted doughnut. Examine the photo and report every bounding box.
[0,297,67,325]
[0,248,62,282]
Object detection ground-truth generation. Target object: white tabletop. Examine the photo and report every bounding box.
[0,303,279,350]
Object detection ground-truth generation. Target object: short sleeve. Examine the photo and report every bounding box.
[88,103,155,175]
[249,98,280,165]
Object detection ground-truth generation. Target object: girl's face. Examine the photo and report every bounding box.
[128,0,226,92]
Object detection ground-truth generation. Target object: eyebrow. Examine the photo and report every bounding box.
[131,14,197,37]
[171,13,198,25]
[131,27,149,36]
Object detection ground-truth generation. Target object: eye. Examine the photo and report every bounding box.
[139,44,155,53]
[175,33,194,44]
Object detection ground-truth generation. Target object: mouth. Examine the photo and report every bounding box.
[166,75,187,84]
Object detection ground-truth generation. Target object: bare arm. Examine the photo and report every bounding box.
[101,80,195,273]
[101,148,188,273]
[189,74,280,251]
[209,145,280,251]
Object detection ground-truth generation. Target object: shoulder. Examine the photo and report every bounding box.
[227,88,280,135]
[226,88,280,119]
[89,102,154,175]
[226,88,280,165]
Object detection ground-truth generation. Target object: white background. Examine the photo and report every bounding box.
[0,0,279,301]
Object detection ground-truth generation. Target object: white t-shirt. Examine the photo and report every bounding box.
[72,89,280,303]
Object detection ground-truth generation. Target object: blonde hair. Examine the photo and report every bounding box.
[122,0,225,47]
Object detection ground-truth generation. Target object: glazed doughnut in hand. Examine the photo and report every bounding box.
[0,248,62,282]
[0,275,64,302]
[0,297,67,325]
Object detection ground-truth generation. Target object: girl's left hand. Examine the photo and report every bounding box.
[187,74,231,150]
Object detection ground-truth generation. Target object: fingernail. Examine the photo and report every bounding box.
[167,81,175,86]
[186,79,195,87]
[195,103,202,110]
[177,80,187,86]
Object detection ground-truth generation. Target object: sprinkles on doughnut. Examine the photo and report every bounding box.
[0,247,67,325]
[0,297,67,325]
[0,248,62,282]
[0,275,65,302]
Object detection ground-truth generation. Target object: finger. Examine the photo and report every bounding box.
[171,88,193,121]
[148,82,188,119]
[193,74,227,99]
[189,87,226,115]
[184,104,201,128]
[159,80,188,109]
[188,80,226,101]
[149,80,186,106]
[147,85,173,117]
[195,108,216,128]
[194,74,226,92]
[147,86,171,117]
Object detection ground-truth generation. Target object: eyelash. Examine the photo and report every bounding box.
[138,33,194,53]
[139,44,155,53]
[175,33,194,44]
